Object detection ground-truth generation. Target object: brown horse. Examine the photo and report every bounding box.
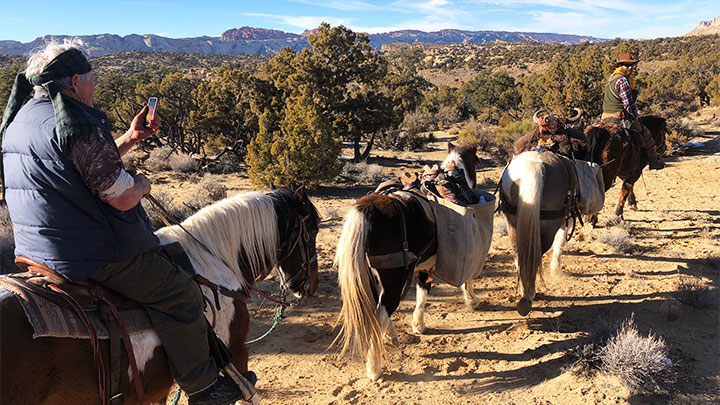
[499,151,579,316]
[0,188,320,405]
[585,115,667,218]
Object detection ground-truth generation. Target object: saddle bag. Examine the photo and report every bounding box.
[571,160,605,216]
[426,189,495,287]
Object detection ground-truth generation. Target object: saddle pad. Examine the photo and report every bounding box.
[572,160,605,216]
[0,276,152,340]
[426,189,495,287]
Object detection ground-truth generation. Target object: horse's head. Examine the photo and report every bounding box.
[640,115,668,156]
[443,142,481,188]
[273,187,321,299]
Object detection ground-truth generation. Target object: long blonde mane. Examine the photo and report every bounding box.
[155,191,278,292]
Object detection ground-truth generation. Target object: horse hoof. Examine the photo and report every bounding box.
[516,298,532,316]
[629,204,638,211]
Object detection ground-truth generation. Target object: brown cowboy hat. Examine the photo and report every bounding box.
[613,53,639,67]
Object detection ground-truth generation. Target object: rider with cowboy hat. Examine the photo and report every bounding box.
[601,52,664,170]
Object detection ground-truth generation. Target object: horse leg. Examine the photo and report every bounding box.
[412,272,432,334]
[615,180,632,217]
[379,304,398,346]
[366,305,391,381]
[461,279,481,309]
[549,224,568,278]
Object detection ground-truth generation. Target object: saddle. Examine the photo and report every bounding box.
[2,256,146,405]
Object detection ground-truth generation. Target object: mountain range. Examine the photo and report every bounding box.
[0,27,605,57]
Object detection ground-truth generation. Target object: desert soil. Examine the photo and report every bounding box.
[160,112,720,405]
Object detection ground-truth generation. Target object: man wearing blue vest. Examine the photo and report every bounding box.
[601,53,664,170]
[0,41,244,405]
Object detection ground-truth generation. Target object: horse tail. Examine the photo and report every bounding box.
[333,206,384,360]
[515,154,544,301]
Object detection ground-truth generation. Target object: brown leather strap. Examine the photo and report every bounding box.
[94,294,145,405]
[48,283,107,405]
[99,304,123,405]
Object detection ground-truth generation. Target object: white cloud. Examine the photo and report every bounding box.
[240,12,352,32]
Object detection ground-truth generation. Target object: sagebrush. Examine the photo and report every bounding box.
[600,316,676,395]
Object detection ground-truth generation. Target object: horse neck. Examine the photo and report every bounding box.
[155,193,279,292]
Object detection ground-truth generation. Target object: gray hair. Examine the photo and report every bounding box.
[25,38,92,97]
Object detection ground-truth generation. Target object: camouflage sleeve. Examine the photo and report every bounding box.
[68,130,125,201]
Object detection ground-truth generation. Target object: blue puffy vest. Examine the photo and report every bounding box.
[2,96,159,280]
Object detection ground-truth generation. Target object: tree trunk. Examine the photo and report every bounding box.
[359,133,376,161]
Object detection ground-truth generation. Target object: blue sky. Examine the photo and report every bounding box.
[1,0,718,42]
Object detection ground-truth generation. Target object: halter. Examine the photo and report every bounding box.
[276,213,317,299]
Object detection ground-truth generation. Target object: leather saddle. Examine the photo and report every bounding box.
[12,256,141,311]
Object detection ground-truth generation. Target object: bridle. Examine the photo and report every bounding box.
[276,212,318,299]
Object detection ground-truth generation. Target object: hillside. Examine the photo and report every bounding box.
[686,16,720,36]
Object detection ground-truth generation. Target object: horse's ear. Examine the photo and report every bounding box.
[447,142,455,152]
[476,154,482,168]
[660,111,669,119]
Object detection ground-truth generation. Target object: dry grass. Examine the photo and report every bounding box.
[598,230,635,254]
[169,153,199,173]
[660,299,681,321]
[182,174,228,212]
[674,276,715,309]
[340,162,385,185]
[145,145,173,172]
[600,315,676,395]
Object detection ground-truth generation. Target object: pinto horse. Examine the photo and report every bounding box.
[334,143,492,380]
[0,188,320,405]
[585,115,667,218]
[499,151,580,316]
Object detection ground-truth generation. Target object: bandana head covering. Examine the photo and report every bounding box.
[0,48,94,151]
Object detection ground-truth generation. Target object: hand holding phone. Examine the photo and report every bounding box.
[145,97,158,127]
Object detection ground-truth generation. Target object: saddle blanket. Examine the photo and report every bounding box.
[426,189,495,287]
[0,275,152,340]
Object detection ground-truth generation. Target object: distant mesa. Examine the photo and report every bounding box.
[0,26,606,57]
[685,16,720,36]
[221,27,301,41]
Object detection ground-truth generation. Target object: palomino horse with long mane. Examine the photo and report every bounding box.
[585,115,667,219]
[0,188,320,405]
[499,151,580,316]
[335,143,494,380]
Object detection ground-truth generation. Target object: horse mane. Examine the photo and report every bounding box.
[268,188,321,229]
[155,191,279,292]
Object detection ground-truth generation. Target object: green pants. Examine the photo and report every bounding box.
[90,249,218,393]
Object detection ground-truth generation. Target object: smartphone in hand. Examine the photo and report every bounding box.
[145,97,158,127]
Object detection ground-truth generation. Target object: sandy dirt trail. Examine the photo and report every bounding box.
[161,123,719,405]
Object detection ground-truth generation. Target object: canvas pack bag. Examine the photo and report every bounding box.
[571,160,605,216]
[426,189,495,287]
